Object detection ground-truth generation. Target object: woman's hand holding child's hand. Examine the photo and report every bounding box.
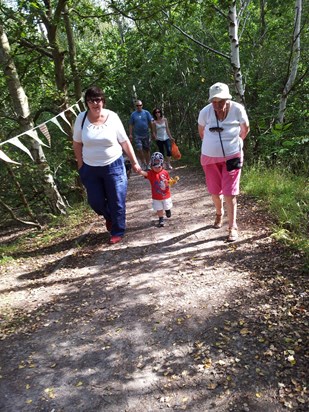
[132,163,142,173]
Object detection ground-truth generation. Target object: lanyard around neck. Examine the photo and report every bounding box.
[216,114,226,158]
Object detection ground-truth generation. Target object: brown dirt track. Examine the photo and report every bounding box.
[0,164,307,412]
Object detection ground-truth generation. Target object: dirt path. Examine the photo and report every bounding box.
[0,164,307,411]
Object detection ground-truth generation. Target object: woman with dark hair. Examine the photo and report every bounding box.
[73,86,141,244]
[152,107,174,170]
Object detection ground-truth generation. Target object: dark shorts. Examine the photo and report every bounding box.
[134,135,150,151]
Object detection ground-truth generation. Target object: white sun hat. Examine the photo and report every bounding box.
[208,82,232,102]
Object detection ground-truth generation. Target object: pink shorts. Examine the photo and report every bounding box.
[202,162,241,196]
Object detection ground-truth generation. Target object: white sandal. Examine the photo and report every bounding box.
[227,227,238,242]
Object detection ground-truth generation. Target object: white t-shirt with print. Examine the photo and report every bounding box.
[73,109,128,167]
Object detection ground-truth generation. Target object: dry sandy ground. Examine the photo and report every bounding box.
[0,164,307,411]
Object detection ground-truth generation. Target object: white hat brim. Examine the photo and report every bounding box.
[209,92,232,102]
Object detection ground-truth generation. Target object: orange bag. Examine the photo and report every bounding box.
[171,141,181,160]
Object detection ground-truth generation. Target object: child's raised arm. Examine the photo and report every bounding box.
[138,169,148,177]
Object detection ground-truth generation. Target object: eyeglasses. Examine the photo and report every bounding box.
[209,127,224,132]
[87,98,103,104]
[155,111,160,113]
[136,104,142,107]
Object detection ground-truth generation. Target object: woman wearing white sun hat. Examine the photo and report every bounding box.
[198,82,250,242]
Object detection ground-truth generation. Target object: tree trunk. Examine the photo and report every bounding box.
[0,24,67,216]
[228,1,245,104]
[277,0,302,123]
[34,0,73,136]
[63,4,82,101]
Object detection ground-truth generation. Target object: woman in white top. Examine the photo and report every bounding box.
[198,82,250,242]
[152,108,175,170]
[73,86,141,244]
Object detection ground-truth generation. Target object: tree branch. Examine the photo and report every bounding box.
[0,198,42,229]
[161,10,229,60]
[19,39,53,58]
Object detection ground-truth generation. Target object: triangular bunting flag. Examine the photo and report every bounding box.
[39,124,52,146]
[7,137,34,160]
[69,106,78,117]
[0,149,21,164]
[50,117,68,135]
[23,130,49,147]
[73,103,82,113]
[59,112,71,126]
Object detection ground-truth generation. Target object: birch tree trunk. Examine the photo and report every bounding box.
[228,1,245,104]
[277,0,302,123]
[0,25,67,216]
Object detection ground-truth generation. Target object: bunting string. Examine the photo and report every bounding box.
[0,99,84,163]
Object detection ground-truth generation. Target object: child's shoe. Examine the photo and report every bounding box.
[158,217,165,227]
[165,210,171,218]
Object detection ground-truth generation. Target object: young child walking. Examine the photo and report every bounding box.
[139,152,173,227]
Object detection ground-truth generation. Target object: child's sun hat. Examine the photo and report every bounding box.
[150,152,164,167]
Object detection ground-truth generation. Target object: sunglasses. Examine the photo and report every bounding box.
[87,98,103,104]
[136,105,142,107]
[209,127,224,132]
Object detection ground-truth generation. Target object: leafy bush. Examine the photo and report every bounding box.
[242,164,309,259]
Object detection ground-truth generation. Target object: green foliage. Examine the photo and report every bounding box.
[242,165,309,259]
[252,124,309,175]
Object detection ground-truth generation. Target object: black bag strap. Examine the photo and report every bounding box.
[216,115,226,158]
[81,110,88,130]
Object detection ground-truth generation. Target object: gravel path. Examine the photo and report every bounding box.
[0,164,307,411]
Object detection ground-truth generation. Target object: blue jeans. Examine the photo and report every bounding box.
[79,157,128,236]
[156,139,171,157]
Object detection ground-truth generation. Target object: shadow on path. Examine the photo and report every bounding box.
[0,164,307,412]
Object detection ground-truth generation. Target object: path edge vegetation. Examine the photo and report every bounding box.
[241,163,308,265]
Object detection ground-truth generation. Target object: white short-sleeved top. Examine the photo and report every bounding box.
[198,101,249,158]
[155,121,169,141]
[73,109,129,166]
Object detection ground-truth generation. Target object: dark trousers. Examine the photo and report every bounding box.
[79,157,127,236]
[156,139,172,157]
